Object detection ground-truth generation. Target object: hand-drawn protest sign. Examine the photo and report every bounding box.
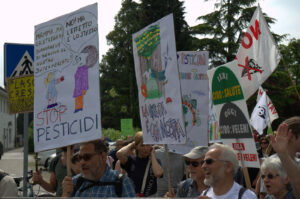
[132,14,185,144]
[235,5,281,99]
[168,51,209,154]
[34,3,101,152]
[207,61,260,168]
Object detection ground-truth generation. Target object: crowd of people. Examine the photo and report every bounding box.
[0,116,299,198]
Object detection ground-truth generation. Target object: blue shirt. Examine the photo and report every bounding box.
[72,166,136,197]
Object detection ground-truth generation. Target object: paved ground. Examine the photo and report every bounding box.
[0,147,53,196]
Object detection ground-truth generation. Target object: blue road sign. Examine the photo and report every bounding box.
[4,43,34,83]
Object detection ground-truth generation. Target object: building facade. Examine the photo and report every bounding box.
[0,87,16,157]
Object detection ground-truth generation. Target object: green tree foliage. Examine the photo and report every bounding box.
[100,0,193,129]
[191,0,278,67]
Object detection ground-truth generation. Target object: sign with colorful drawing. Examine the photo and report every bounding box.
[207,61,260,168]
[132,14,185,144]
[33,3,101,152]
[168,51,209,154]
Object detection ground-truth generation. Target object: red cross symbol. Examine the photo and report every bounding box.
[238,56,263,80]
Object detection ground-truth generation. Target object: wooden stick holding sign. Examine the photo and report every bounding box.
[236,138,252,189]
[67,146,72,177]
[164,144,172,193]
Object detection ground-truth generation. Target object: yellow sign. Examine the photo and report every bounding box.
[7,75,34,113]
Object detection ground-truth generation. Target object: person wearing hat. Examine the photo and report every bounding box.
[164,146,209,197]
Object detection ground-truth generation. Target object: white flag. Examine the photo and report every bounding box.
[257,86,279,125]
[236,5,281,100]
[250,91,269,135]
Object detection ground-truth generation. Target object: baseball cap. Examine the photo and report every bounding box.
[183,146,208,159]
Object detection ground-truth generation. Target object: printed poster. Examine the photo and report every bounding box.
[207,61,260,168]
[132,14,185,144]
[34,3,101,152]
[169,51,209,154]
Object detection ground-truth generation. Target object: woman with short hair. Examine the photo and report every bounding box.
[261,156,295,199]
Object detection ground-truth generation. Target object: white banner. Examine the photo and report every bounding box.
[236,5,281,99]
[132,14,185,144]
[169,51,209,154]
[257,86,279,124]
[250,91,269,135]
[34,3,101,152]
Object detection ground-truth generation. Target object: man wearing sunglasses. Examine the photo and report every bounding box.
[164,146,209,198]
[199,143,257,199]
[61,140,136,197]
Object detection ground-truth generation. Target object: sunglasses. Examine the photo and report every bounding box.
[78,153,98,162]
[185,160,204,167]
[261,173,279,180]
[261,142,269,145]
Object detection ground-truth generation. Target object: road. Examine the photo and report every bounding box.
[0,147,53,196]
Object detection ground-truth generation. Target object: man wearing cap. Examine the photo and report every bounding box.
[165,146,209,197]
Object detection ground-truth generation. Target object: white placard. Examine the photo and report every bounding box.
[169,51,209,154]
[34,3,101,152]
[132,14,185,144]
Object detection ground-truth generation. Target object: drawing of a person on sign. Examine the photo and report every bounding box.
[44,72,64,109]
[136,25,168,100]
[73,45,98,113]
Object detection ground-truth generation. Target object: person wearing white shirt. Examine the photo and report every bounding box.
[199,143,257,199]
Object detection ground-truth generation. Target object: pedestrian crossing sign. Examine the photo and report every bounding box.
[4,43,34,85]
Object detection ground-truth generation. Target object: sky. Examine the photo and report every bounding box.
[0,0,299,88]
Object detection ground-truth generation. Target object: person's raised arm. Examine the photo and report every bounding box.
[116,142,134,164]
[270,123,300,199]
[150,147,163,178]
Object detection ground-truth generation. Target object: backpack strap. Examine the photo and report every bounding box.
[114,173,124,197]
[202,187,211,196]
[72,176,85,196]
[238,187,247,199]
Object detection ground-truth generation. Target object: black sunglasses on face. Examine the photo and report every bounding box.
[185,160,204,167]
[78,153,98,162]
[261,173,279,180]
[202,158,218,165]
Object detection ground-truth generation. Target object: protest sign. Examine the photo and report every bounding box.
[168,51,209,154]
[34,3,101,152]
[207,61,260,168]
[7,75,34,113]
[132,14,185,144]
[208,91,221,143]
[121,118,134,136]
[236,5,281,99]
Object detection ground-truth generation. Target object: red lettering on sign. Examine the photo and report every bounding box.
[250,20,261,40]
[268,102,277,114]
[242,32,253,49]
[232,143,245,151]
